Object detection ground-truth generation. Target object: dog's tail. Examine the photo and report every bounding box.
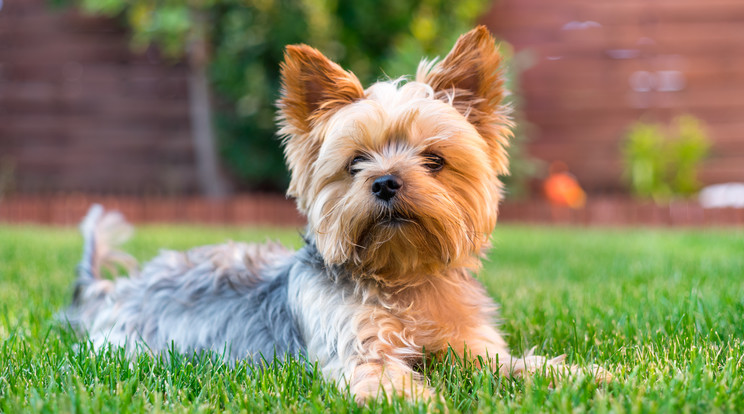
[74,204,137,303]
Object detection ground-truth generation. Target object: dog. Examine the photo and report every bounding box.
[64,26,607,402]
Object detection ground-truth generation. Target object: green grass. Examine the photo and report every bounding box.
[1,224,743,412]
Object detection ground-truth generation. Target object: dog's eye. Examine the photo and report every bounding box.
[348,155,368,176]
[422,153,445,172]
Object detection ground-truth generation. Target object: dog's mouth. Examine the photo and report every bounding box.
[376,210,416,227]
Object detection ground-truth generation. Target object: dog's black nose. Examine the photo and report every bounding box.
[372,175,403,202]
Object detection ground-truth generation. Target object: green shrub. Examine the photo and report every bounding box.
[623,115,710,201]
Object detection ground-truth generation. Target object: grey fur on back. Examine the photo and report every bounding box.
[64,206,311,363]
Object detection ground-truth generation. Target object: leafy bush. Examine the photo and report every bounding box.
[623,115,710,201]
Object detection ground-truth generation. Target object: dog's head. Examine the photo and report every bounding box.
[277,26,512,284]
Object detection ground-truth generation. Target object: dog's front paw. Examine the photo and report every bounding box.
[508,354,613,385]
[350,367,437,405]
[584,362,613,383]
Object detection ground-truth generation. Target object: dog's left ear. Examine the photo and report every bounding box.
[420,26,512,174]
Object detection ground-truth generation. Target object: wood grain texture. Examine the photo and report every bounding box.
[0,0,197,194]
[484,0,744,192]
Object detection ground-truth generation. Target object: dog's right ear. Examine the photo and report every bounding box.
[278,45,364,134]
[278,45,364,210]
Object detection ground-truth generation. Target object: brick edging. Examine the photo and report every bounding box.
[1,195,742,227]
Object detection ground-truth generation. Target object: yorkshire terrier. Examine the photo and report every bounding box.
[65,26,607,402]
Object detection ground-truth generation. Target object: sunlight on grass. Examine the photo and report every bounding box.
[1,224,743,412]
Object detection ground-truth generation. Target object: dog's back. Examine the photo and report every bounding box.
[64,205,304,362]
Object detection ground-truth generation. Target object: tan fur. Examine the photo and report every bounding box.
[278,44,365,212]
[276,26,609,402]
[418,26,514,177]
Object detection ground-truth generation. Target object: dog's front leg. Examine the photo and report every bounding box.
[454,324,610,382]
[345,311,434,403]
[437,277,595,380]
[347,355,431,403]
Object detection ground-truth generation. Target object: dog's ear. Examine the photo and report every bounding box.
[278,45,364,134]
[420,26,506,123]
[419,26,512,174]
[278,45,364,210]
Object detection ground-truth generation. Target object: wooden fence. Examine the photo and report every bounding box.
[0,0,197,194]
[485,0,744,192]
[1,195,742,227]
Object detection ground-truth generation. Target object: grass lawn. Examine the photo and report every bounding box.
[1,224,743,412]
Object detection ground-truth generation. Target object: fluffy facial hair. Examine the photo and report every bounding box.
[277,26,512,286]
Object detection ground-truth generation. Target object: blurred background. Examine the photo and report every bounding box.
[0,0,742,226]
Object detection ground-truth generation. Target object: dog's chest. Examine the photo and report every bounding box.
[382,289,474,352]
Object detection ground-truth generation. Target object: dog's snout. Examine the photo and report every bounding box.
[372,175,402,202]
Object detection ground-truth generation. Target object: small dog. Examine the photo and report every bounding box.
[65,26,605,402]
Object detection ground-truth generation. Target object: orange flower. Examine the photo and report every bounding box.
[544,162,586,208]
